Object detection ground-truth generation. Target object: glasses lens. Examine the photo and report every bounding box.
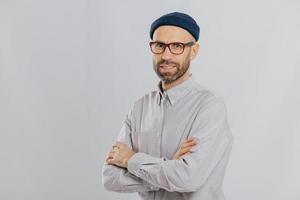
[170,43,184,54]
[151,42,165,54]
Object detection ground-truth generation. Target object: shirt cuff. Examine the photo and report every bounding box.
[127,153,165,178]
[127,153,165,191]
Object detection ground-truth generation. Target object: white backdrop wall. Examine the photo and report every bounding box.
[0,0,299,200]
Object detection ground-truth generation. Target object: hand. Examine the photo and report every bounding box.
[106,142,135,168]
[172,138,198,160]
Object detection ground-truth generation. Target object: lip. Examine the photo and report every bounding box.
[159,64,175,69]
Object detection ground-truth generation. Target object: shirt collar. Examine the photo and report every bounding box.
[157,73,195,106]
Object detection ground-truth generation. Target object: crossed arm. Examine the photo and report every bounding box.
[102,135,197,192]
[102,99,232,193]
[106,138,197,168]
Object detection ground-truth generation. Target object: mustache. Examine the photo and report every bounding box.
[157,60,178,66]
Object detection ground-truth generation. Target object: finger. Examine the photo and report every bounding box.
[106,155,115,162]
[182,137,198,144]
[107,152,114,158]
[179,146,194,155]
[180,142,198,148]
[180,145,193,152]
[181,138,194,144]
[106,156,111,163]
[115,141,124,147]
[109,149,117,154]
[106,158,114,164]
[188,137,199,143]
[181,139,198,148]
[179,152,191,158]
[105,154,114,162]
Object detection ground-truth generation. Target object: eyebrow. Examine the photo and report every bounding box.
[152,40,188,44]
[152,40,166,43]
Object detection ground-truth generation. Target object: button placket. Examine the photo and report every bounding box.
[157,94,168,157]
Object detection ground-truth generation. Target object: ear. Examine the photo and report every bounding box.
[190,43,200,60]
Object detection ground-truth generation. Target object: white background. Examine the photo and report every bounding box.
[0,0,299,199]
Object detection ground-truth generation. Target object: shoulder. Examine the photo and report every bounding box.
[191,82,227,114]
[130,89,159,111]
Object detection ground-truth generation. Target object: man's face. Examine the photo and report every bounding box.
[151,26,196,84]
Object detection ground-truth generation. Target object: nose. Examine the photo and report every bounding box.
[161,46,173,61]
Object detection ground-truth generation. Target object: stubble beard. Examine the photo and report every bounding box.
[153,55,191,84]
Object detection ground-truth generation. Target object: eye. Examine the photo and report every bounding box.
[172,43,183,49]
[155,43,165,48]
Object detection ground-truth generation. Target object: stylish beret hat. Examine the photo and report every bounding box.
[150,12,200,41]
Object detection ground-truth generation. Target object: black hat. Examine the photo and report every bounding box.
[150,12,200,41]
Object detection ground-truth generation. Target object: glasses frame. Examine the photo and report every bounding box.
[149,41,195,55]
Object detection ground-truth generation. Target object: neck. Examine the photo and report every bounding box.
[162,71,191,91]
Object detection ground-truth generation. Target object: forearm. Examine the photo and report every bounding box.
[127,153,197,192]
[102,163,159,193]
[127,135,232,193]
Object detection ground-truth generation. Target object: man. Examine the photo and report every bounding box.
[102,12,233,200]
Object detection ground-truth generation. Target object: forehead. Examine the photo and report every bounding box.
[153,25,193,43]
[152,25,193,43]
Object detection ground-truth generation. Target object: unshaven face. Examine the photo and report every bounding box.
[152,26,196,84]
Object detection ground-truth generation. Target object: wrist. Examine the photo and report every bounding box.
[125,152,136,168]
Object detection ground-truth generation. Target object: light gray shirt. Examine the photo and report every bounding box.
[102,74,233,200]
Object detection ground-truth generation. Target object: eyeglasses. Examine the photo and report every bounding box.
[149,41,195,55]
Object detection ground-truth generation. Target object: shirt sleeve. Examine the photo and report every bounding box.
[101,107,159,193]
[127,98,234,193]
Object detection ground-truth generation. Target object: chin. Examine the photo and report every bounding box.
[161,76,176,82]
